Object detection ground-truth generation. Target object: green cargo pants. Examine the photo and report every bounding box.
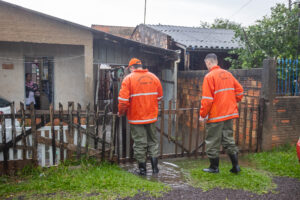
[205,119,238,159]
[130,123,159,163]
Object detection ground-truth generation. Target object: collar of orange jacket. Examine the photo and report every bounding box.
[133,69,148,73]
[209,65,221,72]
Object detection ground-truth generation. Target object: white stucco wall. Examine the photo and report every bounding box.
[0,42,86,109]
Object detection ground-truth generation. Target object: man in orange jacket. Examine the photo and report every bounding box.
[118,58,163,175]
[200,53,244,174]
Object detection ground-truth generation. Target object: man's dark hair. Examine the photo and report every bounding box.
[204,53,218,63]
[25,73,31,78]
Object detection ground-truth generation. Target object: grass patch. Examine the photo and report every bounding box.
[189,163,275,194]
[174,158,275,194]
[0,158,169,200]
[247,144,300,179]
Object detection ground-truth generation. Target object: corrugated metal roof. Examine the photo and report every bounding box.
[147,24,240,50]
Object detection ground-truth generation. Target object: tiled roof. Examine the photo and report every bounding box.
[147,24,240,50]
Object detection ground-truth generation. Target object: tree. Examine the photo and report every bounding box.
[226,3,298,69]
[200,18,241,30]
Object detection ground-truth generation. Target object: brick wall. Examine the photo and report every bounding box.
[271,97,300,146]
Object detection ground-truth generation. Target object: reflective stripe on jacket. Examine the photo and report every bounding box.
[200,65,244,123]
[118,69,163,124]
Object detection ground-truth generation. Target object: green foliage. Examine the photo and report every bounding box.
[200,18,241,30]
[190,164,275,194]
[247,144,300,179]
[227,3,298,69]
[0,159,169,200]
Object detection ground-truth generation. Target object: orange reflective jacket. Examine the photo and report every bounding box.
[118,69,163,124]
[200,65,244,123]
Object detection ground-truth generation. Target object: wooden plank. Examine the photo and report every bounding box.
[30,103,37,163]
[67,102,74,159]
[116,117,120,164]
[110,115,116,161]
[94,104,99,150]
[85,104,90,157]
[201,122,206,158]
[1,114,8,174]
[10,102,17,149]
[256,98,264,152]
[76,104,82,159]
[242,99,248,153]
[50,104,56,165]
[174,100,180,157]
[121,116,127,159]
[188,102,194,155]
[160,100,164,158]
[195,101,201,158]
[101,103,109,161]
[248,99,254,152]
[167,100,172,142]
[235,102,241,145]
[20,102,27,160]
[181,109,186,157]
[59,103,64,162]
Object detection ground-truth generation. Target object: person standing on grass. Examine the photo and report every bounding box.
[118,58,163,175]
[199,53,244,174]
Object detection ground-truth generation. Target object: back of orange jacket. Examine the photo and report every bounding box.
[118,69,163,124]
[200,66,244,123]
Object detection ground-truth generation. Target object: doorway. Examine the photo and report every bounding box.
[24,57,54,110]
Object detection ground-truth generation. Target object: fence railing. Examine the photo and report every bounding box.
[277,59,300,96]
[0,97,263,174]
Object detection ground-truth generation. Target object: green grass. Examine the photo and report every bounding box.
[174,159,276,194]
[0,158,169,200]
[247,144,300,179]
[173,144,299,194]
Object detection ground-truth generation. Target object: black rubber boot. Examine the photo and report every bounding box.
[150,157,159,174]
[203,158,219,173]
[228,153,241,173]
[138,162,147,176]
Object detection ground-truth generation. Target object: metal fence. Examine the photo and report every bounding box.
[277,59,300,96]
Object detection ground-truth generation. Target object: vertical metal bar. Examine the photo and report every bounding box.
[160,100,164,158]
[167,100,172,142]
[188,102,194,155]
[248,99,254,152]
[59,103,64,162]
[195,101,201,158]
[20,102,27,160]
[256,98,264,152]
[277,59,280,95]
[174,100,179,157]
[30,103,37,164]
[296,59,299,95]
[85,104,90,157]
[292,60,295,95]
[282,58,284,95]
[101,104,108,161]
[288,59,291,95]
[77,104,82,160]
[50,104,56,165]
[285,59,288,94]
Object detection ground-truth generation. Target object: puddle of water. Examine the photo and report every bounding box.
[120,161,189,188]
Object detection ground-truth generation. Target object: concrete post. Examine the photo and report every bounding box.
[261,58,277,150]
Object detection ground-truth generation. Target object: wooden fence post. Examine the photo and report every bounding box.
[59,103,64,162]
[10,102,16,149]
[1,114,8,174]
[30,103,37,165]
[242,98,248,153]
[195,101,201,158]
[77,104,82,160]
[67,102,74,159]
[188,102,194,156]
[174,100,180,157]
[249,99,255,152]
[167,100,172,142]
[85,103,90,157]
[20,102,27,160]
[160,100,164,158]
[50,104,56,165]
